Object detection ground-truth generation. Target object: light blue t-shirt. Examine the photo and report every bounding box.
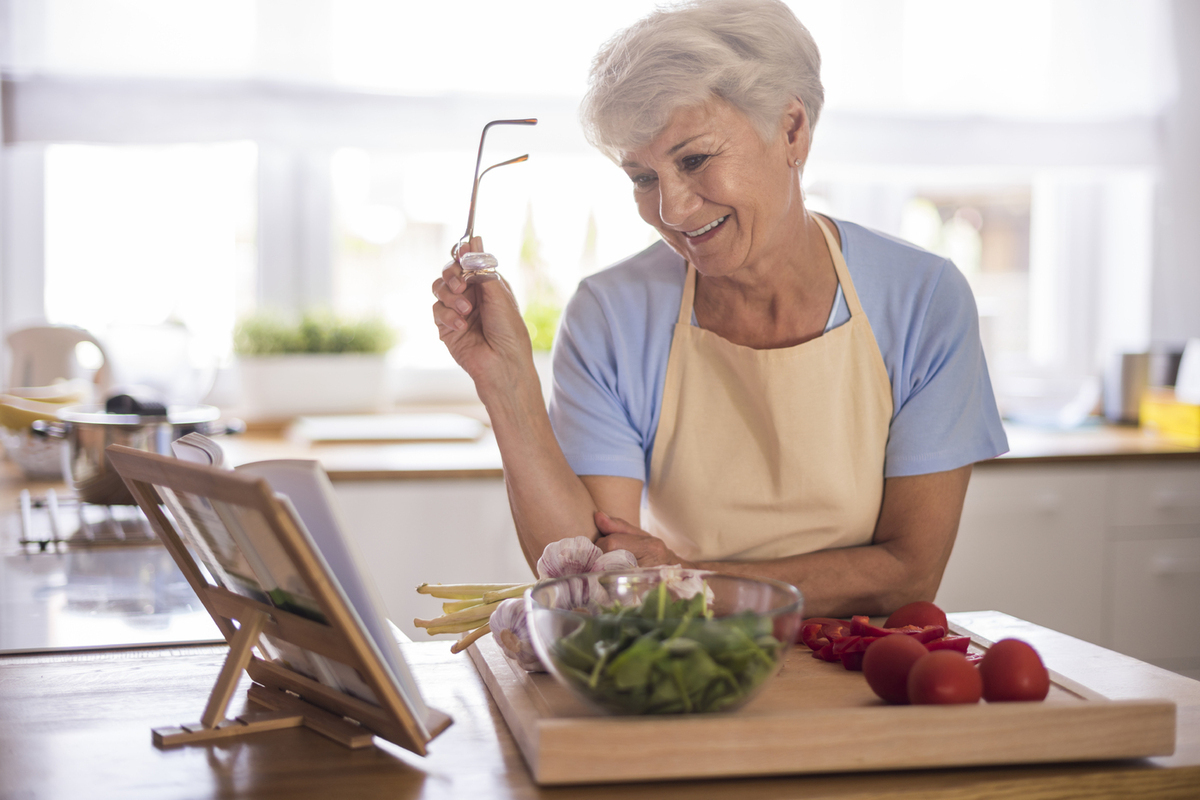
[547,217,1009,485]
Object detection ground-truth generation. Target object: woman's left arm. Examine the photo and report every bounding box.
[595,465,973,618]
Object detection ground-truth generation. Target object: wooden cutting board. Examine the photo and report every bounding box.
[467,624,1176,786]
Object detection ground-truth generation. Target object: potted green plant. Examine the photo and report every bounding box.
[234,312,397,418]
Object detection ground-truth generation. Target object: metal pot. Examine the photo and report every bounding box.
[33,402,229,505]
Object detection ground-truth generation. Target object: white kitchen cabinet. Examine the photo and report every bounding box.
[936,465,1110,645]
[937,459,1200,679]
[330,478,532,641]
[1108,536,1200,663]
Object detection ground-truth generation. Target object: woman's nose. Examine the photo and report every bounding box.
[657,174,701,227]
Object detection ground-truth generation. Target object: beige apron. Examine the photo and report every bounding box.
[645,216,893,562]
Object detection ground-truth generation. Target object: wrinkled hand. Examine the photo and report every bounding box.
[431,236,535,390]
[594,511,694,569]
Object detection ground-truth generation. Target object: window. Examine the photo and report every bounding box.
[44,142,257,372]
[329,147,652,370]
[2,0,1182,414]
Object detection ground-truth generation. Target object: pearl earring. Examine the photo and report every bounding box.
[794,158,802,167]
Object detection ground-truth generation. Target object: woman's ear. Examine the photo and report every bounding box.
[782,96,810,168]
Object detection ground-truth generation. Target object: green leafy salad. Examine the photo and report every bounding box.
[549,581,783,714]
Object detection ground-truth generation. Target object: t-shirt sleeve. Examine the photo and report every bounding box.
[548,283,649,482]
[884,260,1009,477]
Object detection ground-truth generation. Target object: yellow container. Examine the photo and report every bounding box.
[1140,388,1200,447]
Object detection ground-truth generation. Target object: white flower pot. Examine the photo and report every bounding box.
[237,354,390,418]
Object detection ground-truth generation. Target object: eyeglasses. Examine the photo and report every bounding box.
[455,118,537,276]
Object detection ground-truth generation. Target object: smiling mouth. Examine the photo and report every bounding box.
[684,215,728,238]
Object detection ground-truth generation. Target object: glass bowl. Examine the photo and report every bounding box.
[526,569,802,715]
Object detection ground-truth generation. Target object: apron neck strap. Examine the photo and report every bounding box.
[679,263,699,325]
[812,215,865,318]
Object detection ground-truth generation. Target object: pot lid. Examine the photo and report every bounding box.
[57,403,221,426]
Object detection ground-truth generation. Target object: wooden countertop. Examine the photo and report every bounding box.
[988,422,1200,466]
[220,430,506,481]
[1,611,1198,799]
[2,412,1196,492]
[219,416,1197,481]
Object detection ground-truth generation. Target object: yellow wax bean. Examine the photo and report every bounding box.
[481,584,530,603]
[413,599,502,629]
[424,618,489,635]
[450,624,492,654]
[416,582,523,599]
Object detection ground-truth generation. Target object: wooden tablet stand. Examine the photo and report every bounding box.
[107,445,451,754]
[150,608,374,748]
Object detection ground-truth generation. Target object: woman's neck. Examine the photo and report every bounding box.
[693,212,841,350]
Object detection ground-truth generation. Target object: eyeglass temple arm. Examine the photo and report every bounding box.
[462,118,538,243]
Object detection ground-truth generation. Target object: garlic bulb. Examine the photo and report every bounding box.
[489,598,543,672]
[593,549,638,572]
[536,536,601,579]
[536,536,640,579]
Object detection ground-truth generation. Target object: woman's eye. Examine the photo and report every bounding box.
[681,154,709,170]
[630,173,657,190]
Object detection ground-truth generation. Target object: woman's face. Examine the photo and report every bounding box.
[619,97,806,279]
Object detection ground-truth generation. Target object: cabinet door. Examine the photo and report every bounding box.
[1107,462,1200,671]
[936,465,1107,645]
[1109,464,1200,528]
[332,479,532,641]
[1108,535,1200,663]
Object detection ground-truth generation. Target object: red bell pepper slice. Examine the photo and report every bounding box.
[813,642,838,662]
[911,625,948,644]
[849,616,891,637]
[799,622,827,650]
[925,635,971,653]
[830,634,861,658]
[832,634,887,670]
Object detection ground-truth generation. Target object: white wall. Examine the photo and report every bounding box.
[331,479,533,642]
[1153,0,1200,346]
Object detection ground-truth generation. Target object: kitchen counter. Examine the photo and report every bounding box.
[220,414,1200,482]
[990,422,1200,465]
[1,611,1198,799]
[3,412,1192,490]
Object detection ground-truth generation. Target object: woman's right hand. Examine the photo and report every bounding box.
[431,236,536,394]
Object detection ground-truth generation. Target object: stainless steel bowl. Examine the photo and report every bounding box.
[33,404,226,505]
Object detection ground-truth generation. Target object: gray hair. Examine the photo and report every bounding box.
[581,0,824,162]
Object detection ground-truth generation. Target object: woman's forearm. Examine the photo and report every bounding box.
[693,467,972,617]
[479,369,602,573]
[693,542,935,618]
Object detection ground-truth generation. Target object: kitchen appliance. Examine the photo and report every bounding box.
[4,324,111,396]
[1177,338,1200,404]
[1103,352,1150,424]
[32,396,231,505]
[0,385,91,479]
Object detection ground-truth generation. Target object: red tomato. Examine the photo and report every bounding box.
[885,601,948,631]
[979,639,1050,702]
[907,650,982,705]
[863,634,929,704]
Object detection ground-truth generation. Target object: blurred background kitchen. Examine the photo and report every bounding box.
[0,1,1197,675]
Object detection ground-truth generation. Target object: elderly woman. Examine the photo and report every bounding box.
[431,0,1007,618]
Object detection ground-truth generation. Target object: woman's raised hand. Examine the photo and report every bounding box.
[431,236,536,393]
